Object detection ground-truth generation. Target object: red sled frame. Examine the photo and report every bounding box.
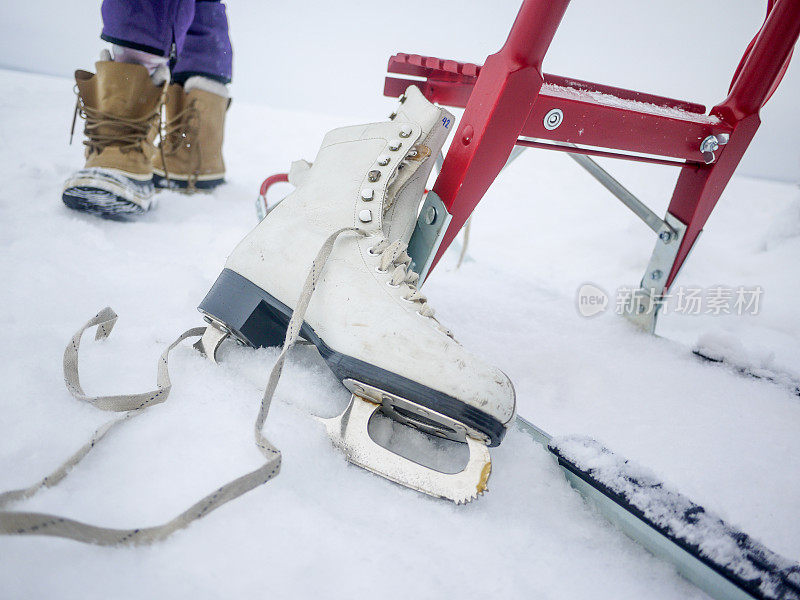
[383,0,800,333]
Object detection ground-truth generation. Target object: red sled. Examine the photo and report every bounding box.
[262,0,799,334]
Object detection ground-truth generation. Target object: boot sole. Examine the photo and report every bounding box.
[62,169,153,219]
[153,172,225,191]
[198,268,507,447]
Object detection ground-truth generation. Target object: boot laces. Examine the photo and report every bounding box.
[70,93,162,155]
[159,99,201,189]
[160,100,199,156]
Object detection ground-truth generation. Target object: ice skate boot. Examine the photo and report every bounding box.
[62,59,166,218]
[153,77,229,192]
[197,87,516,503]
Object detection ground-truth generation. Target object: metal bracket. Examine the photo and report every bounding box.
[412,147,528,286]
[622,213,688,333]
[407,191,452,285]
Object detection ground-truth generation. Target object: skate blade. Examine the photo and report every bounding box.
[318,392,492,504]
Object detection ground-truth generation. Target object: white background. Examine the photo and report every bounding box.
[2,0,798,182]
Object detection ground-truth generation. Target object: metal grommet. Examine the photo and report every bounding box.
[543,108,564,130]
[377,155,390,166]
[399,126,412,138]
[359,209,373,223]
[368,170,381,182]
[388,140,402,151]
[361,188,374,201]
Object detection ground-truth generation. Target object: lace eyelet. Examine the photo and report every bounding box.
[375,266,388,274]
[386,281,401,288]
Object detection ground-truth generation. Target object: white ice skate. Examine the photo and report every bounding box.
[197,87,516,503]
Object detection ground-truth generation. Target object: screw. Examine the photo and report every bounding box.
[424,206,437,225]
[650,269,663,280]
[659,231,672,243]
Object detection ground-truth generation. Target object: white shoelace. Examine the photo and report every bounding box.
[0,227,448,545]
[370,238,434,317]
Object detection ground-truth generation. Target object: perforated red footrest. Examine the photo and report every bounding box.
[387,53,481,82]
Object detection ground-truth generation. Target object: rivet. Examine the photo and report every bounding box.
[650,269,663,280]
[361,188,374,201]
[377,155,390,166]
[359,209,372,223]
[461,124,474,145]
[368,170,381,182]
[399,126,412,138]
[388,140,402,151]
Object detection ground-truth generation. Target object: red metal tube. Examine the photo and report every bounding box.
[499,0,572,68]
[717,0,800,121]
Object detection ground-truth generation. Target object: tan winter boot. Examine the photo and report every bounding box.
[152,79,229,192]
[62,60,166,218]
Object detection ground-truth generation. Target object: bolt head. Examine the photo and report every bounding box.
[424,206,437,225]
[659,231,672,243]
[650,269,663,281]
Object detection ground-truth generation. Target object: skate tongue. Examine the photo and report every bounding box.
[383,86,454,245]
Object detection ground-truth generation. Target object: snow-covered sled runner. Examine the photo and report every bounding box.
[517,419,800,600]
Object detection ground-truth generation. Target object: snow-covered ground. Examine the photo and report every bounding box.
[1,68,798,599]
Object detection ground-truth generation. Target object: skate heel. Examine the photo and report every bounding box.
[198,268,291,348]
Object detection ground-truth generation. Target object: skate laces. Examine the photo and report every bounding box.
[370,238,436,318]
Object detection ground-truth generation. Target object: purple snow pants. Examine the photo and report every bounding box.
[100,0,232,83]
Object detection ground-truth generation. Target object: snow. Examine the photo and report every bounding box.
[541,83,722,124]
[1,67,799,599]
